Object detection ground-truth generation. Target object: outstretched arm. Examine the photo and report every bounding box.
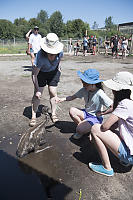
[57,95,77,103]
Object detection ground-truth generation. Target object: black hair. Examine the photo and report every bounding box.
[113,89,131,110]
[40,49,47,57]
[96,82,104,90]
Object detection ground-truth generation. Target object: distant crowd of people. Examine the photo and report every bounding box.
[105,35,129,59]
[25,28,130,60]
[69,35,98,56]
[67,34,130,59]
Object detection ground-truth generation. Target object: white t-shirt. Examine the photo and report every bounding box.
[113,99,133,155]
[29,33,42,53]
[75,88,113,116]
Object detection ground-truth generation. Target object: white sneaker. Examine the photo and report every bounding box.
[72,133,82,139]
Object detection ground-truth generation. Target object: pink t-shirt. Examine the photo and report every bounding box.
[113,99,133,155]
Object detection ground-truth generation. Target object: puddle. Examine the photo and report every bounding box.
[0,135,72,200]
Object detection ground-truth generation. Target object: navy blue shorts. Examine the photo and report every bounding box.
[37,68,61,87]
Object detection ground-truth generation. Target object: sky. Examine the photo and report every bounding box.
[1,0,133,28]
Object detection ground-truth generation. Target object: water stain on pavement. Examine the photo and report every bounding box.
[0,134,72,200]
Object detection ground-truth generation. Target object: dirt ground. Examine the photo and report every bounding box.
[0,53,133,200]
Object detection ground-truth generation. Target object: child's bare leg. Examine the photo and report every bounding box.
[69,107,84,124]
[91,124,121,170]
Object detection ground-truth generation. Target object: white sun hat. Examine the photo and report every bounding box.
[41,33,64,54]
[103,71,133,91]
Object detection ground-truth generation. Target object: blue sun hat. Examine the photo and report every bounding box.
[77,69,104,84]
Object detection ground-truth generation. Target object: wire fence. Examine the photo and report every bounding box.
[0,37,133,54]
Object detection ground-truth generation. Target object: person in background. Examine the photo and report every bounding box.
[57,69,113,139]
[29,33,64,126]
[68,38,73,54]
[89,71,133,176]
[111,35,118,59]
[27,26,42,66]
[25,29,32,56]
[74,40,80,56]
[92,35,97,55]
[104,37,110,56]
[83,35,88,56]
[122,36,128,59]
[26,29,32,42]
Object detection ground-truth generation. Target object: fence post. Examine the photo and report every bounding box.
[14,37,16,46]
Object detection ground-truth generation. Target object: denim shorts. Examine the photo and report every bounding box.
[82,109,103,126]
[118,140,133,164]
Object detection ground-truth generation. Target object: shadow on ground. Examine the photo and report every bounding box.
[54,121,76,134]
[23,104,45,119]
[22,65,32,72]
[0,150,72,200]
[70,135,132,174]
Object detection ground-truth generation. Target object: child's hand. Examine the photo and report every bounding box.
[96,111,102,116]
[56,97,66,103]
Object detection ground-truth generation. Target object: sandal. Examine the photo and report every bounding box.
[29,118,36,127]
[51,114,59,123]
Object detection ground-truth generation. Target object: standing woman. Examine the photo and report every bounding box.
[29,33,64,126]
[122,36,128,59]
[92,35,97,55]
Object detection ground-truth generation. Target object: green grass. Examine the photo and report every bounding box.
[0,43,27,54]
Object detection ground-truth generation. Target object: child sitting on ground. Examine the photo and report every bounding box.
[57,68,113,139]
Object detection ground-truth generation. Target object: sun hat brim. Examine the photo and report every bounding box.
[41,37,64,54]
[77,71,104,84]
[103,79,133,91]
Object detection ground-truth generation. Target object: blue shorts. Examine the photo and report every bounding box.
[30,48,34,53]
[118,140,133,164]
[82,109,103,126]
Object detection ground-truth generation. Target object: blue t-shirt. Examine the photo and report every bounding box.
[34,50,63,72]
[83,37,88,47]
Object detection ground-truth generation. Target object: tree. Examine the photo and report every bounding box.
[37,10,48,24]
[105,16,116,31]
[14,18,28,26]
[48,11,64,37]
[0,19,15,39]
[28,18,42,29]
[92,21,99,30]
[14,18,29,38]
[66,19,90,39]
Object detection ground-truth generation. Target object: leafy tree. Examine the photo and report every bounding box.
[66,19,89,39]
[14,18,28,26]
[37,10,48,24]
[92,21,99,30]
[72,19,87,38]
[28,18,42,29]
[48,11,64,37]
[0,19,15,39]
[14,18,29,38]
[105,16,117,31]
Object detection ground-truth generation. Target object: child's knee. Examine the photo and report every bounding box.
[91,123,101,136]
[69,107,76,116]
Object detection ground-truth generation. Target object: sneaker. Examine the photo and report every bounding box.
[72,133,82,140]
[120,160,131,167]
[89,162,114,176]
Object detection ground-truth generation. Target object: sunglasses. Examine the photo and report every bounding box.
[34,28,39,31]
